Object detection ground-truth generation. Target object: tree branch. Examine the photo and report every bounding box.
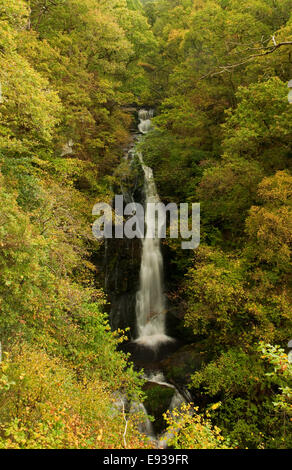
[200,38,292,79]
[122,401,128,448]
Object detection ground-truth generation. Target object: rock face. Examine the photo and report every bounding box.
[103,131,145,337]
[105,235,142,336]
[160,343,207,385]
[121,338,180,368]
[143,381,175,434]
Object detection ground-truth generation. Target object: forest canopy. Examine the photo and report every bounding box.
[0,0,291,450]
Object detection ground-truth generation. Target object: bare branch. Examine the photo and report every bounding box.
[200,38,292,80]
[122,401,128,448]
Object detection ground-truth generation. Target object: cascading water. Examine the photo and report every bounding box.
[108,109,190,447]
[138,108,153,134]
[130,402,155,438]
[135,110,174,348]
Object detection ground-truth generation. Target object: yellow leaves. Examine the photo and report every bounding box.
[163,401,230,449]
[210,402,221,411]
[0,0,29,28]
[0,52,62,148]
[167,29,186,44]
[258,171,292,205]
[0,343,149,449]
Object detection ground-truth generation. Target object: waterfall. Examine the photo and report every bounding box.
[109,109,188,447]
[138,109,153,134]
[135,110,173,348]
[130,402,155,438]
[145,371,175,389]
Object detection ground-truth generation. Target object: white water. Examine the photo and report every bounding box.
[135,110,174,348]
[130,402,155,438]
[138,108,153,134]
[145,371,175,389]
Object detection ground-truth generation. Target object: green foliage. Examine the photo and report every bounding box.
[245,171,292,272]
[185,246,246,343]
[189,346,292,448]
[258,342,292,417]
[197,157,264,232]
[190,349,265,397]
[144,385,173,432]
[222,78,292,170]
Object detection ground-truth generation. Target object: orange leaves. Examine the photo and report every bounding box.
[0,344,150,449]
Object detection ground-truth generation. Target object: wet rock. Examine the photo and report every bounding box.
[121,338,180,367]
[143,381,175,434]
[160,343,207,385]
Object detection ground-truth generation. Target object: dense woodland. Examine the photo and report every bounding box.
[0,0,291,449]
